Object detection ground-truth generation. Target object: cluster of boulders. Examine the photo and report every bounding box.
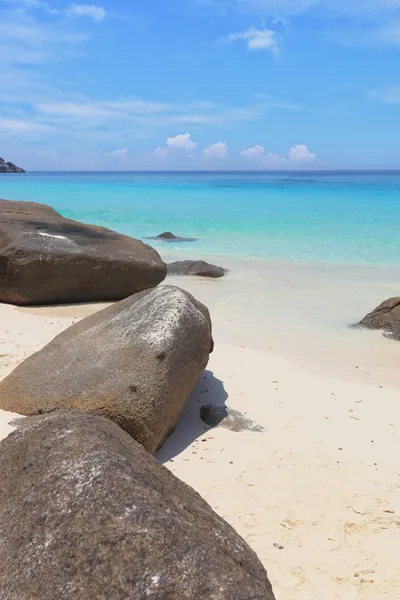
[0,201,225,305]
[0,157,25,173]
[0,199,276,599]
[147,231,226,278]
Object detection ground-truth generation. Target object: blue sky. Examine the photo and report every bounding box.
[0,0,399,170]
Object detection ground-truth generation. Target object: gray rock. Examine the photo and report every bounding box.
[148,231,198,242]
[0,285,213,453]
[357,297,400,339]
[0,410,276,600]
[383,330,400,341]
[0,157,25,173]
[168,260,225,278]
[0,198,166,305]
[200,404,264,432]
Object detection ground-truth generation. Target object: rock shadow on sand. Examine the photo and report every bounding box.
[156,370,227,463]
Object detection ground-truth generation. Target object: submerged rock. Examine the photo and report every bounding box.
[200,404,264,432]
[148,231,198,242]
[357,297,400,339]
[0,410,276,600]
[0,285,213,453]
[0,157,25,173]
[167,260,225,278]
[0,198,166,305]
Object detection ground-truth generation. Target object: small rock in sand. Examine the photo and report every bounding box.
[200,404,264,433]
[273,543,284,550]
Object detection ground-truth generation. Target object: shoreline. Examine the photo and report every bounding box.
[1,254,399,598]
[152,245,400,269]
[163,255,400,388]
[10,253,400,390]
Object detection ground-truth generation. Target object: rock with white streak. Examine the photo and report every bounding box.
[0,285,213,453]
[0,198,166,305]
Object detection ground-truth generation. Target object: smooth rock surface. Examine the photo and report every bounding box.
[357,297,400,339]
[0,410,276,600]
[0,285,213,453]
[0,198,166,305]
[168,260,225,278]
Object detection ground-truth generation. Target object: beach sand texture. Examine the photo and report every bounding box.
[1,257,399,599]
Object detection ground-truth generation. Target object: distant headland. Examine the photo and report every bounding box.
[0,157,25,173]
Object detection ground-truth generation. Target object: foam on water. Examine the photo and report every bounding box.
[2,170,400,265]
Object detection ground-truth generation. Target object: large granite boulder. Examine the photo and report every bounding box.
[0,199,166,305]
[0,285,213,453]
[168,260,225,278]
[0,157,25,173]
[0,410,276,600]
[357,297,400,339]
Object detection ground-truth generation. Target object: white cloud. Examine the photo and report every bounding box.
[67,4,106,22]
[264,152,287,166]
[289,144,316,161]
[0,44,46,64]
[38,102,117,119]
[203,142,228,159]
[241,143,316,166]
[153,147,168,158]
[220,27,279,54]
[240,144,265,158]
[240,144,287,167]
[167,133,197,151]
[1,85,267,139]
[105,148,128,159]
[371,85,400,103]
[1,0,107,20]
[0,117,56,135]
[0,19,91,49]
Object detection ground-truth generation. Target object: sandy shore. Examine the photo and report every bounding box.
[1,256,399,599]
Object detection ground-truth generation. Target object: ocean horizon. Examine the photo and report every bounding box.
[2,169,400,265]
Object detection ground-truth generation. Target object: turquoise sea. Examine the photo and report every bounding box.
[1,171,400,265]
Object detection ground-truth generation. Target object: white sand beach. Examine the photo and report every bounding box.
[1,256,399,599]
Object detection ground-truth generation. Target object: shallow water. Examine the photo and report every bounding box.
[2,170,400,264]
[165,256,400,388]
